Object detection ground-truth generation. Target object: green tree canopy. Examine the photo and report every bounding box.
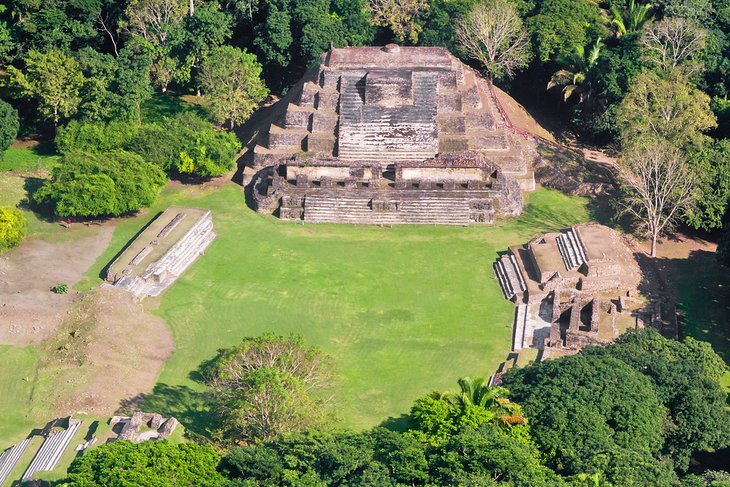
[198,45,268,129]
[34,150,167,218]
[7,49,86,127]
[0,99,19,158]
[203,333,334,444]
[0,206,27,253]
[683,139,730,230]
[502,353,666,475]
[64,440,225,487]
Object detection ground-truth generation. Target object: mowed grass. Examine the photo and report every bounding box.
[0,144,59,173]
[80,183,592,431]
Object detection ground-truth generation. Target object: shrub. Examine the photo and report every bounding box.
[52,283,68,294]
[55,120,138,155]
[34,151,167,218]
[0,206,27,253]
[0,100,19,159]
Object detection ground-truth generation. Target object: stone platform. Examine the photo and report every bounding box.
[246,45,540,225]
[105,206,216,299]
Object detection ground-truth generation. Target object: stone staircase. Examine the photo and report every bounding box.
[337,73,439,163]
[22,419,81,481]
[494,253,526,300]
[512,304,528,350]
[113,211,216,299]
[301,194,492,225]
[556,227,587,270]
[0,438,31,485]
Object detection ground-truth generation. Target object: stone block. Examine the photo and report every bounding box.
[296,174,308,187]
[284,110,310,130]
[305,134,336,153]
[438,115,466,134]
[311,111,338,133]
[315,91,340,111]
[438,92,462,112]
[462,85,482,109]
[465,112,495,131]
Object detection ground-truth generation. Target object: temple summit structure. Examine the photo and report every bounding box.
[248,45,541,225]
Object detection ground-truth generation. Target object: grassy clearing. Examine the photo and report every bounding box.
[77,183,592,433]
[0,144,59,173]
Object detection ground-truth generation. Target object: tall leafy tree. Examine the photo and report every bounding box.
[683,139,730,230]
[182,2,233,95]
[526,0,603,62]
[198,45,268,129]
[641,17,708,76]
[0,207,27,253]
[7,49,85,128]
[367,0,429,43]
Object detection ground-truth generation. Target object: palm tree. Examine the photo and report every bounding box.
[611,0,653,38]
[444,377,526,427]
[547,38,603,103]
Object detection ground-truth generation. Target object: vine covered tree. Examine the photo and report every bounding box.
[198,45,268,129]
[203,334,333,444]
[618,142,697,257]
[455,0,531,81]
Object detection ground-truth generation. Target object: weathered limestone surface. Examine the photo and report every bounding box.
[249,45,540,225]
[495,224,649,354]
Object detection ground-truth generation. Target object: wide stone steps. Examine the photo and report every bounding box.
[556,227,587,270]
[494,254,526,300]
[301,195,488,225]
[23,420,81,481]
[0,437,31,485]
[512,304,528,351]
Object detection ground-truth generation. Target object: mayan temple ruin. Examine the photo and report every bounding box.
[494,224,658,358]
[249,44,540,225]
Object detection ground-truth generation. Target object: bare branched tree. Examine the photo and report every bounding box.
[640,18,707,75]
[368,0,429,44]
[618,142,697,257]
[455,0,531,81]
[125,0,187,47]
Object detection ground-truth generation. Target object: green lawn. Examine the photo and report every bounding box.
[81,184,592,432]
[0,144,59,173]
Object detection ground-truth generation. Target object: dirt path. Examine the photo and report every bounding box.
[0,226,115,346]
[50,288,174,415]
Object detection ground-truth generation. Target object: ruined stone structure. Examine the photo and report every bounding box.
[105,206,216,299]
[22,418,82,481]
[110,412,179,442]
[494,224,649,357]
[250,45,539,225]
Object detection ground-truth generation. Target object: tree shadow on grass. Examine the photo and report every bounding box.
[118,383,221,441]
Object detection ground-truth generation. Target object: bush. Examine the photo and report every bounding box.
[55,119,139,155]
[0,100,19,159]
[34,151,167,218]
[52,283,68,294]
[129,113,239,177]
[0,206,27,253]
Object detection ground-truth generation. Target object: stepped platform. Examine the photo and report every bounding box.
[493,224,646,354]
[105,206,216,299]
[22,419,81,481]
[244,44,540,225]
[0,438,31,485]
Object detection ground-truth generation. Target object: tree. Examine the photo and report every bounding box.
[719,222,730,267]
[198,46,268,129]
[420,0,479,52]
[641,17,707,75]
[610,0,653,38]
[6,49,85,128]
[203,334,333,444]
[683,139,730,230]
[618,142,697,257]
[502,353,666,475]
[34,151,167,218]
[0,100,19,158]
[586,329,730,470]
[547,38,603,103]
[617,71,716,148]
[0,207,27,253]
[455,0,531,81]
[368,0,429,43]
[408,379,530,448]
[182,2,233,95]
[526,0,603,62]
[55,120,139,155]
[64,440,225,486]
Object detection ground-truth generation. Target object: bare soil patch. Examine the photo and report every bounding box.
[0,226,115,346]
[48,288,174,416]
